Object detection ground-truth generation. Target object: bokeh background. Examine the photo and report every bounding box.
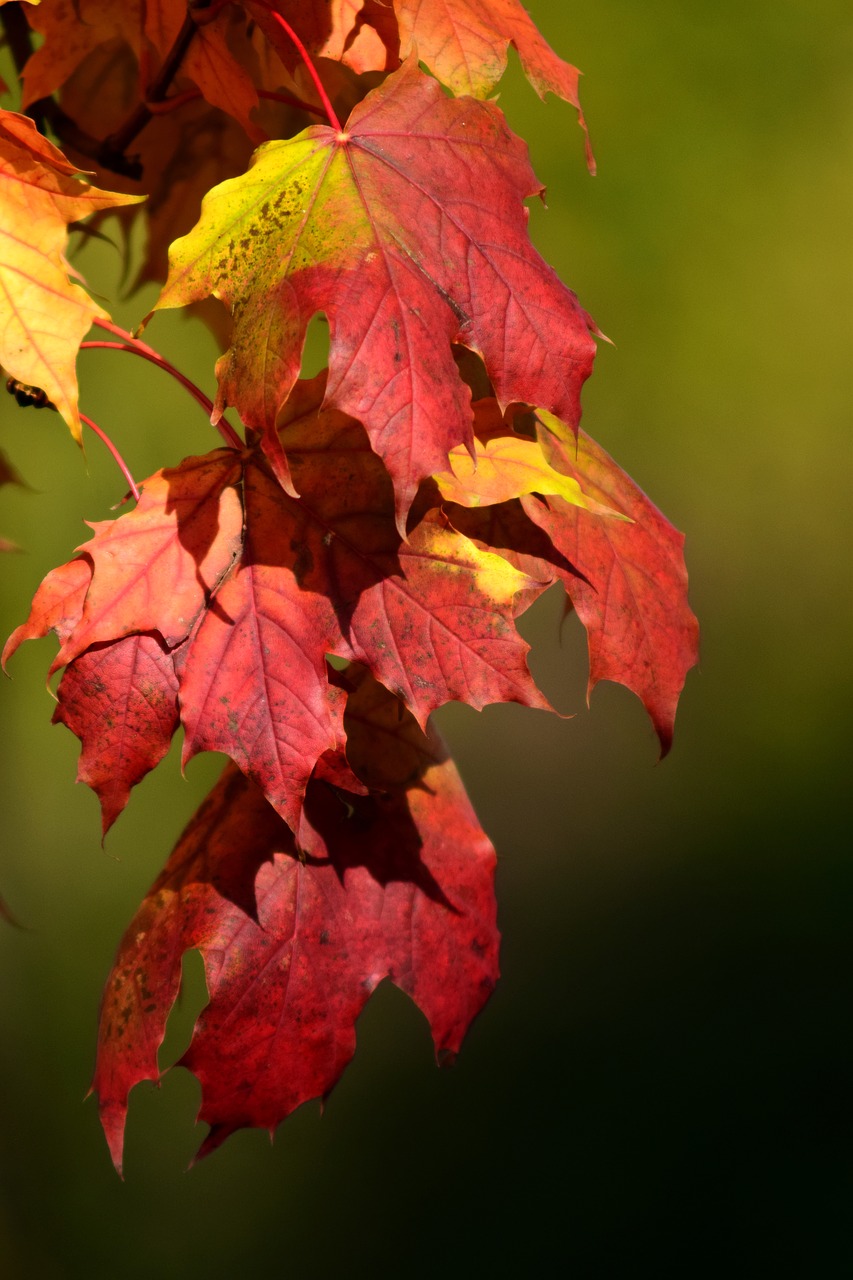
[1,0,850,1274]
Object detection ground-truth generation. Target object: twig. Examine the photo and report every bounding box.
[98,3,209,171]
[147,85,326,121]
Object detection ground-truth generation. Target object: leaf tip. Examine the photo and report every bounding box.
[96,1098,128,1179]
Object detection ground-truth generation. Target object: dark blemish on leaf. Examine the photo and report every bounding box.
[319,930,330,945]
[290,538,313,585]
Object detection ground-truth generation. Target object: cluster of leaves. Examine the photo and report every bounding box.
[0,0,697,1171]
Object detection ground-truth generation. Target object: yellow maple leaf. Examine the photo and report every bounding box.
[0,109,143,442]
[435,430,624,517]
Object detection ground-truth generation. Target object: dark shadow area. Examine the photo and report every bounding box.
[303,781,455,911]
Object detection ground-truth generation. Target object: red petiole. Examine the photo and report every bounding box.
[253,4,344,132]
[147,86,326,121]
[190,1,342,130]
[87,320,244,450]
[80,412,141,502]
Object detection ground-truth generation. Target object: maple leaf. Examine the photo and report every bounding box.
[2,555,93,669]
[53,634,181,838]
[309,0,400,72]
[393,0,594,169]
[53,451,244,669]
[178,390,548,831]
[2,557,183,835]
[19,0,141,107]
[93,667,499,1171]
[0,555,181,833]
[154,57,598,526]
[529,410,698,753]
[0,109,142,442]
[448,404,699,753]
[247,0,399,77]
[146,0,264,143]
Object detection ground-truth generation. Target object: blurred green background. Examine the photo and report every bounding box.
[1,0,850,1274]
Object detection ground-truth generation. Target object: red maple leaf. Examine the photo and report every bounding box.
[93,667,499,1171]
[393,0,594,169]
[155,58,598,525]
[446,402,699,753]
[53,635,181,837]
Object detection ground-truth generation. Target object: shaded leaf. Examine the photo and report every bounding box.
[529,410,699,752]
[93,671,499,1171]
[59,39,258,290]
[249,0,397,75]
[311,0,399,72]
[145,0,263,142]
[20,0,142,108]
[267,376,552,725]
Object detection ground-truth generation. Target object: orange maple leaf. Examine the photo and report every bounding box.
[0,109,142,441]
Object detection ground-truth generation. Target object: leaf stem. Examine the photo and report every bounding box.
[87,321,244,450]
[258,7,343,132]
[80,413,141,502]
[145,89,206,117]
[258,89,327,119]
